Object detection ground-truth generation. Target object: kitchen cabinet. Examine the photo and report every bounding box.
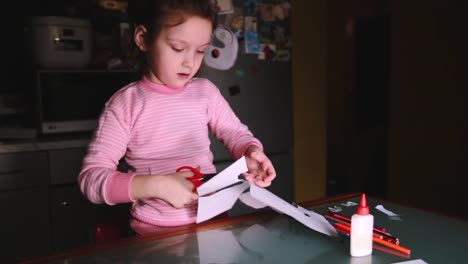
[0,151,49,191]
[48,147,94,251]
[48,148,130,249]
[0,146,130,263]
[0,151,50,262]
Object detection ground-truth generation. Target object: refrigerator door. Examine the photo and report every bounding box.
[200,52,292,160]
[200,38,294,217]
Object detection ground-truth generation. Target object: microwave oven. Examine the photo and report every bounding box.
[34,70,138,134]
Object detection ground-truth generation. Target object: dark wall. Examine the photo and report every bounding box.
[387,0,468,217]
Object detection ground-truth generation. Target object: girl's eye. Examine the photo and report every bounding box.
[197,50,206,54]
[172,47,183,52]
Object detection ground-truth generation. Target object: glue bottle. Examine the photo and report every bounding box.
[350,193,374,257]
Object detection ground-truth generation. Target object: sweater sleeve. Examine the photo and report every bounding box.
[78,102,136,205]
[206,80,263,159]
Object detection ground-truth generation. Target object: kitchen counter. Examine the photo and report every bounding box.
[0,134,91,154]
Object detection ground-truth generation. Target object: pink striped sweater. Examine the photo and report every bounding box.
[78,77,262,232]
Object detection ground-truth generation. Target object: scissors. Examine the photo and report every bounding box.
[176,166,217,192]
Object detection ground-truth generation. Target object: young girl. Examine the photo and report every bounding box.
[79,0,276,235]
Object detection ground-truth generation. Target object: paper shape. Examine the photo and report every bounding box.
[197,156,248,196]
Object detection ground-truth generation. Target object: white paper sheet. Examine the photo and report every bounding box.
[196,156,338,237]
[197,182,249,223]
[197,156,248,196]
[247,184,339,237]
[239,192,268,209]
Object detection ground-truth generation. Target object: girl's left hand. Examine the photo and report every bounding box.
[244,145,276,187]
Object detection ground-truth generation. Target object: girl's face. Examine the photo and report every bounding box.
[146,16,213,89]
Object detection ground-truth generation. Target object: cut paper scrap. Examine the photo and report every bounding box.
[376,204,402,221]
[328,205,342,212]
[341,201,358,207]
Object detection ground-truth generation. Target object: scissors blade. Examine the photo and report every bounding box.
[197,156,248,196]
[201,173,217,182]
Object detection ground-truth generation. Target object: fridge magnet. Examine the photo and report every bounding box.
[204,26,239,70]
[258,2,291,47]
[215,0,235,15]
[224,7,244,41]
[244,16,261,54]
[250,66,258,74]
[259,1,291,22]
[258,44,276,61]
[273,49,290,62]
[244,0,260,16]
[236,69,244,77]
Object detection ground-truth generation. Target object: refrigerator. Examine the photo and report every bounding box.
[198,43,294,216]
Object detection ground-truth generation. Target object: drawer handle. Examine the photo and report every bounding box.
[60,201,69,206]
[0,169,23,176]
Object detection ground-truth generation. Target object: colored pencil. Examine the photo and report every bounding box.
[328,211,387,233]
[373,235,411,255]
[325,214,400,244]
[328,221,411,256]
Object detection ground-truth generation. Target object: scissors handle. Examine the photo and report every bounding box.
[176,166,204,191]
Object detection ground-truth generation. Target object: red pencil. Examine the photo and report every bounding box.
[325,214,399,244]
[332,222,411,256]
[373,236,411,255]
[329,211,387,232]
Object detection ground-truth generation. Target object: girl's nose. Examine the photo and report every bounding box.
[182,53,196,68]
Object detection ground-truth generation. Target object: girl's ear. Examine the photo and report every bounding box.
[134,25,149,52]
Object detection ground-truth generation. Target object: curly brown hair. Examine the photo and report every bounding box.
[127,0,218,75]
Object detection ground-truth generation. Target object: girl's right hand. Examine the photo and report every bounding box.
[131,171,198,208]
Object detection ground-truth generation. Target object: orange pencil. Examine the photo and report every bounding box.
[334,224,350,236]
[373,236,411,255]
[334,222,411,255]
[325,215,399,244]
[336,222,351,233]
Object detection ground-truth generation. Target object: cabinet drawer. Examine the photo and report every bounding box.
[49,148,87,184]
[0,151,49,191]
